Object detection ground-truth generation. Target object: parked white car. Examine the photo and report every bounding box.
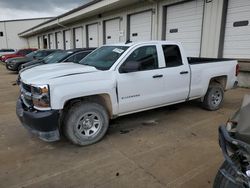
[0,49,15,56]
[17,41,238,145]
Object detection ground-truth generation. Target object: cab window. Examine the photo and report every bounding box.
[162,45,182,67]
[120,45,158,72]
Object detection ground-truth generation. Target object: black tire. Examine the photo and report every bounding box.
[213,158,245,188]
[202,83,224,111]
[17,65,22,72]
[64,102,109,146]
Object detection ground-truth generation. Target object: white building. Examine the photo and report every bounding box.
[18,0,250,60]
[0,17,53,49]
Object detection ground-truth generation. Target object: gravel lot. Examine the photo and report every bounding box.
[0,63,249,188]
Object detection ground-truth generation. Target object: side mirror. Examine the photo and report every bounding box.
[120,61,139,73]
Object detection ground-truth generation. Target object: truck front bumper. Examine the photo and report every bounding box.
[16,98,60,142]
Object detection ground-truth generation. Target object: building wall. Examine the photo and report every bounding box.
[200,0,224,57]
[0,18,51,49]
[26,0,225,58]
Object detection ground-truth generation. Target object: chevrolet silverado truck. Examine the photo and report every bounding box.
[16,41,239,146]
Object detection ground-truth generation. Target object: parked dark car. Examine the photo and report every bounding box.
[21,48,95,70]
[6,49,61,71]
[0,48,37,62]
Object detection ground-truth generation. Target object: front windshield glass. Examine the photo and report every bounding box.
[44,50,71,64]
[79,46,129,70]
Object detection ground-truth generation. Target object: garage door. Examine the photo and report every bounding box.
[73,27,83,48]
[56,31,64,49]
[48,33,55,49]
[64,30,71,50]
[104,18,120,44]
[223,0,250,59]
[129,11,152,42]
[165,0,204,57]
[38,36,43,49]
[87,24,99,48]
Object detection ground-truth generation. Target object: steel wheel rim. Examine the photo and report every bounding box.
[211,89,222,107]
[75,112,102,138]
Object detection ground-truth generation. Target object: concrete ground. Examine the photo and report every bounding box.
[0,63,249,188]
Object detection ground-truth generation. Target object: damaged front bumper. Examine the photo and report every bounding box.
[16,98,60,142]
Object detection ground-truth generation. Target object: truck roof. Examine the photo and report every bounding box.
[103,40,180,47]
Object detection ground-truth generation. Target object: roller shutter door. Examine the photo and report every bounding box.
[56,31,63,49]
[74,27,83,48]
[48,33,55,49]
[87,24,99,48]
[64,30,71,50]
[165,0,204,57]
[104,19,120,44]
[223,0,250,59]
[129,11,152,42]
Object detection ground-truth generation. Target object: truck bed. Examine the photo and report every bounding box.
[188,57,235,65]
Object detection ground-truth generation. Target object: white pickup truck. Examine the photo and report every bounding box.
[16,41,239,146]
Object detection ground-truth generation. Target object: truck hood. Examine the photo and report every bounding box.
[20,63,99,84]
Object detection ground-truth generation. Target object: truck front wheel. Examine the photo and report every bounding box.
[202,83,224,111]
[64,102,109,146]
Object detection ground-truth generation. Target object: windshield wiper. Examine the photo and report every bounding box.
[82,63,102,70]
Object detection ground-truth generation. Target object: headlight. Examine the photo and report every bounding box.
[31,84,50,109]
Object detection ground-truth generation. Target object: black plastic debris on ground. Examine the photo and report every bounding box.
[119,130,131,134]
[142,120,158,126]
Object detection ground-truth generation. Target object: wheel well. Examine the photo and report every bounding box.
[209,76,227,90]
[63,94,113,119]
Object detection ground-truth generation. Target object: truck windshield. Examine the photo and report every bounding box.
[79,46,129,70]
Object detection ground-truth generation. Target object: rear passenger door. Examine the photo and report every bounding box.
[161,45,190,103]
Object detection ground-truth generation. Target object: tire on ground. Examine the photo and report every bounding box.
[64,102,109,146]
[213,157,244,188]
[202,83,224,111]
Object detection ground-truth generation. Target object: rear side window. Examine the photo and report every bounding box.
[25,50,34,54]
[17,50,26,55]
[162,45,182,67]
[65,52,89,63]
[73,52,90,63]
[65,51,90,63]
[19,50,32,55]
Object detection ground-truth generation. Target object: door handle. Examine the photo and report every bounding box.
[180,71,189,75]
[152,74,163,78]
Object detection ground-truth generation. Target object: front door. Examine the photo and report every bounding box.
[116,45,165,114]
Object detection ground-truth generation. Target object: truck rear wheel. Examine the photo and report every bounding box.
[64,102,109,146]
[202,83,224,111]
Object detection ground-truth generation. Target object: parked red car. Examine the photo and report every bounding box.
[0,48,37,62]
